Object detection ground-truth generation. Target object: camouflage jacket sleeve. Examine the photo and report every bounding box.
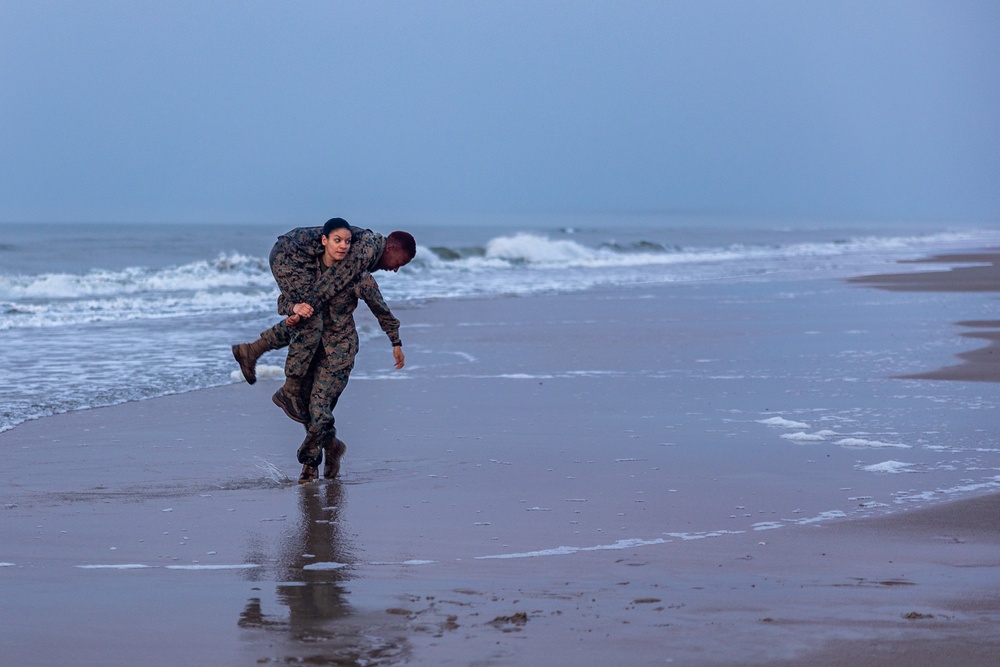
[355,272,401,346]
[305,227,386,307]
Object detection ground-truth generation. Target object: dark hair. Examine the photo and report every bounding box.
[387,230,416,259]
[322,217,351,237]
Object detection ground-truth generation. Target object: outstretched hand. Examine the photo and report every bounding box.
[393,346,405,370]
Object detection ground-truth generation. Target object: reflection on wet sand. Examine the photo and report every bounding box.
[238,481,409,664]
[850,251,1000,382]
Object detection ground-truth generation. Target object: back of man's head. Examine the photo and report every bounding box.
[323,217,351,237]
[387,231,417,260]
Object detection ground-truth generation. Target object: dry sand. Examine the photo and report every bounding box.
[2,252,999,666]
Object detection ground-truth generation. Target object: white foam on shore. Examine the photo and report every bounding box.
[165,564,261,570]
[781,432,826,442]
[663,530,744,540]
[369,560,436,566]
[0,562,15,567]
[894,476,1000,503]
[76,563,260,570]
[835,438,910,449]
[757,417,810,428]
[229,364,284,383]
[791,510,848,524]
[752,522,785,531]
[302,562,348,570]
[861,460,915,474]
[475,537,670,560]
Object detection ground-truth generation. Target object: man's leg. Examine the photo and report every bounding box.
[232,320,292,384]
[269,243,323,420]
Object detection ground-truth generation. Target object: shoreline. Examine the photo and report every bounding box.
[849,249,1000,382]
[2,249,999,665]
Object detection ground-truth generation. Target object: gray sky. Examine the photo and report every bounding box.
[1,0,998,224]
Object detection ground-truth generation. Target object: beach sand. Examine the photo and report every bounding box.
[848,250,1000,383]
[2,252,999,666]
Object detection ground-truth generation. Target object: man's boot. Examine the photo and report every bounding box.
[272,377,309,424]
[231,337,274,385]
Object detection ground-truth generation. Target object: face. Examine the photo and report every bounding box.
[321,229,352,264]
[376,246,411,272]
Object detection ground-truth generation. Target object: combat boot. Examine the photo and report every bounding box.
[323,438,347,479]
[272,378,309,424]
[231,337,274,385]
[298,464,318,484]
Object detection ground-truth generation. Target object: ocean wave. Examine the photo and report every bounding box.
[0,252,272,299]
[2,230,986,298]
[2,220,999,436]
[0,291,275,330]
[1,229,996,330]
[415,230,986,271]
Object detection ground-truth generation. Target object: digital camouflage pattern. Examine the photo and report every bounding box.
[268,226,386,378]
[295,348,351,467]
[295,272,401,467]
[317,272,400,352]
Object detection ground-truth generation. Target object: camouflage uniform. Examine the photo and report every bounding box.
[296,271,401,467]
[260,226,387,378]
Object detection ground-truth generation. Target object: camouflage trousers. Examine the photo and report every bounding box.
[296,341,355,467]
[268,243,325,379]
[258,319,291,349]
[254,314,323,382]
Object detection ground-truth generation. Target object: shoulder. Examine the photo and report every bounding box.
[280,227,324,250]
[280,226,323,239]
[350,227,385,247]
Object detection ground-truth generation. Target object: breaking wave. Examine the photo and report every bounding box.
[1,229,994,331]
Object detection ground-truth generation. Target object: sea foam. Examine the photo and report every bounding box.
[861,460,914,473]
[475,537,670,560]
[835,438,910,449]
[758,417,811,428]
[781,432,826,442]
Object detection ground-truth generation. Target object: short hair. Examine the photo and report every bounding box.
[387,231,416,259]
[322,217,351,237]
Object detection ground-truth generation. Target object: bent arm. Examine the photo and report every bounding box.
[305,228,385,308]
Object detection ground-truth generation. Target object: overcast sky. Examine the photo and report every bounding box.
[1,1,997,224]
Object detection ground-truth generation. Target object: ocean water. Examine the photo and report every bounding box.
[1,215,998,433]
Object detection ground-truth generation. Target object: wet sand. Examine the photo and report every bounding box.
[2,253,999,666]
[849,249,1000,382]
